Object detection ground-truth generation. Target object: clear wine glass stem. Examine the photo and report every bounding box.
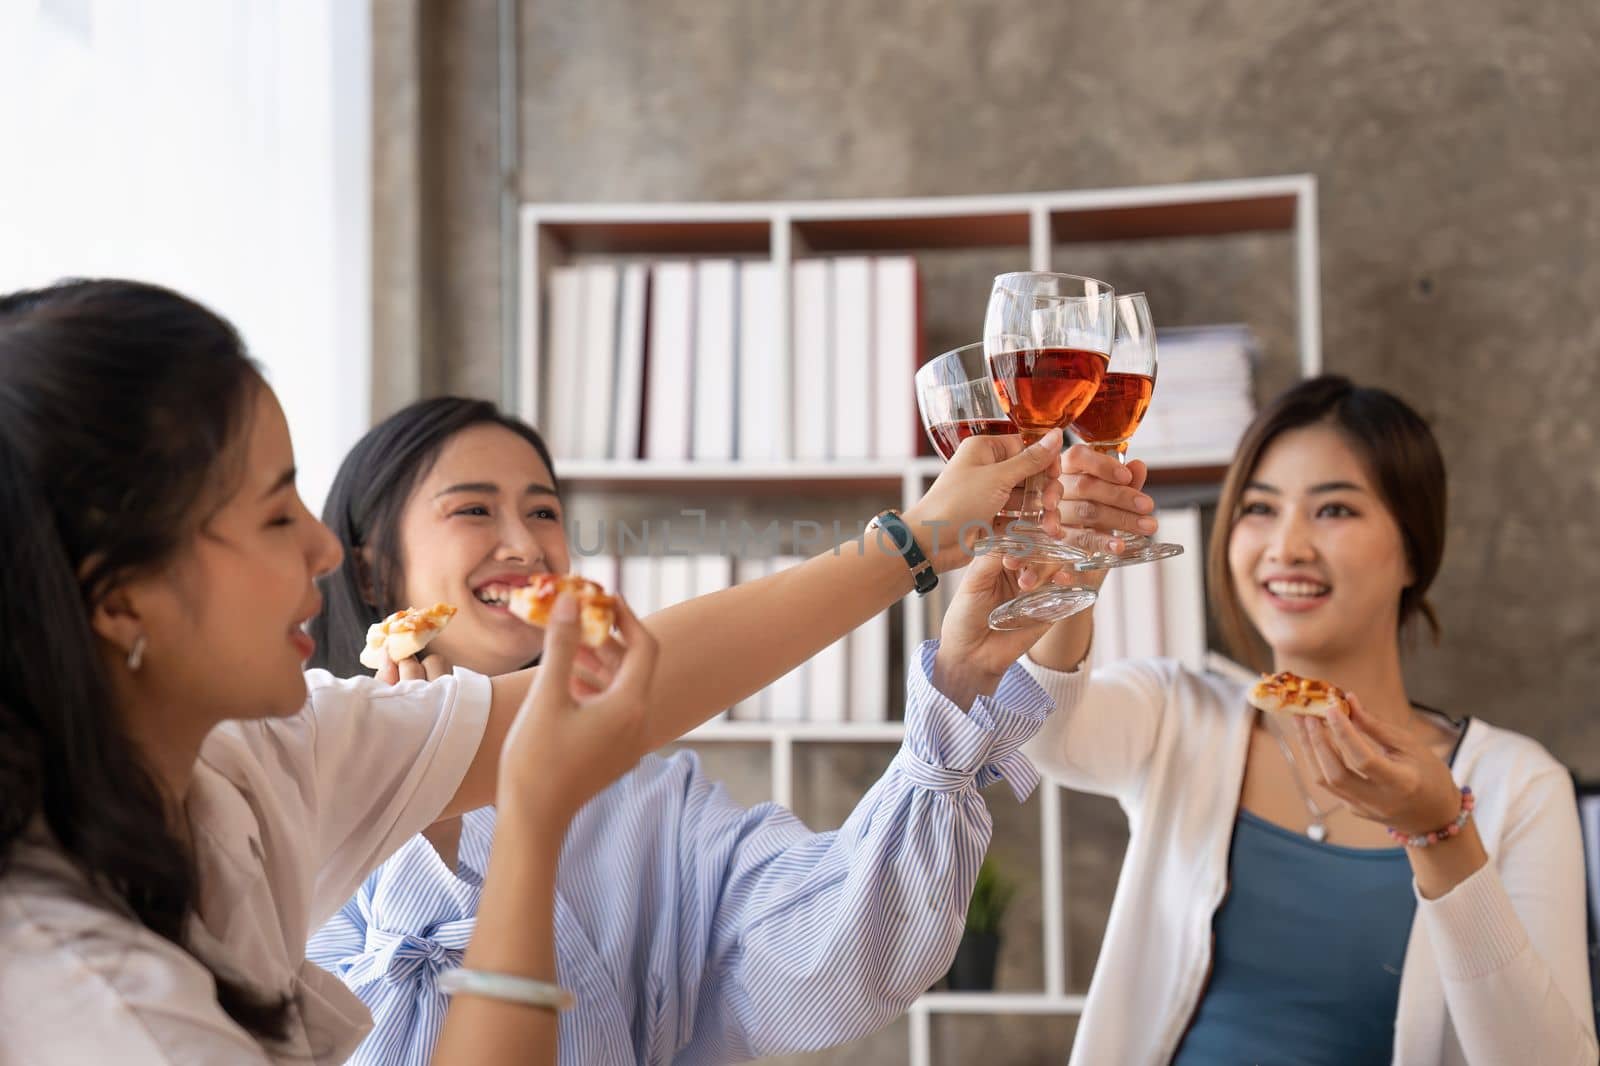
[1018,431,1047,521]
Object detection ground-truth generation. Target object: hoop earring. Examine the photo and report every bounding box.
[127,635,147,672]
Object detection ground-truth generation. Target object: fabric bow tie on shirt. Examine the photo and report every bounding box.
[892,737,1041,804]
[349,918,478,988]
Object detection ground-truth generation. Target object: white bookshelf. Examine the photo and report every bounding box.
[518,175,1319,422]
[516,177,1319,1066]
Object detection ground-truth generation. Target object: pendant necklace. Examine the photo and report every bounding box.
[1260,710,1344,842]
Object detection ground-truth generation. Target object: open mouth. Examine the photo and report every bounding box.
[472,575,537,609]
[1263,579,1331,601]
[290,619,316,657]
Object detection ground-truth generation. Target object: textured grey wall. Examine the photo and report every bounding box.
[380,2,1600,1060]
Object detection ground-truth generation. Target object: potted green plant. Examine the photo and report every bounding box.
[945,857,1016,991]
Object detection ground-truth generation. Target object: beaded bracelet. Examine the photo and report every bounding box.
[1386,786,1474,848]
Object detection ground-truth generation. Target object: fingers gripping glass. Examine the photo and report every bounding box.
[1070,293,1184,571]
[914,342,1099,629]
[915,342,1023,513]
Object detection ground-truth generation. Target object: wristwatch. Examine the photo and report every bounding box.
[869,509,938,597]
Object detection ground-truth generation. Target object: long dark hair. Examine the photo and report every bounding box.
[1209,375,1447,670]
[309,396,560,677]
[0,279,291,1040]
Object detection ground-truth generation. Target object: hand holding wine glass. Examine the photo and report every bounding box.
[901,427,1068,573]
[917,343,1021,469]
[1009,447,1156,585]
[916,341,1098,620]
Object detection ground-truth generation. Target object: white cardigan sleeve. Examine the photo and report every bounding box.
[1417,768,1597,1064]
[1020,655,1173,804]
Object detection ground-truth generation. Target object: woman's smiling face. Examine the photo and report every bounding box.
[391,424,571,674]
[1227,423,1415,665]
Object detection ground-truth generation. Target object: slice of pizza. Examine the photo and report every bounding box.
[507,574,617,649]
[359,602,458,670]
[1247,670,1349,720]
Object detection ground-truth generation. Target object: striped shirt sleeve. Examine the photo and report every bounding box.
[673,640,1054,1062]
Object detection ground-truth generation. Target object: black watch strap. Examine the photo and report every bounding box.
[872,510,938,597]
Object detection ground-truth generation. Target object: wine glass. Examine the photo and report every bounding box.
[1070,293,1184,571]
[916,342,1021,467]
[983,273,1114,630]
[915,343,1100,623]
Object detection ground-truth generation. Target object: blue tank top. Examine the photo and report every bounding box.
[1171,810,1418,1065]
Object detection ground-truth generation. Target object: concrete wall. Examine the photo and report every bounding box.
[376,2,1600,1060]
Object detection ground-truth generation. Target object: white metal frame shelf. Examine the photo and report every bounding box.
[553,450,1241,495]
[517,176,1320,1066]
[518,174,1321,429]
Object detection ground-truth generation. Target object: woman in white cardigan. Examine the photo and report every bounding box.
[1019,376,1595,1065]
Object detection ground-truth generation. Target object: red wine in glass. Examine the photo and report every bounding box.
[1070,370,1154,448]
[987,346,1108,435]
[926,417,1017,461]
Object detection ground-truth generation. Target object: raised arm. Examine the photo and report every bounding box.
[665,551,1060,1059]
[674,647,1054,1060]
[1017,451,1174,800]
[446,432,1108,815]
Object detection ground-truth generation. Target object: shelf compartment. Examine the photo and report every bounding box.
[1051,194,1297,243]
[794,212,1031,253]
[536,218,771,256]
[685,721,908,743]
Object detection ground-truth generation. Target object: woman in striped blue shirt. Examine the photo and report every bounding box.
[306,397,1155,1065]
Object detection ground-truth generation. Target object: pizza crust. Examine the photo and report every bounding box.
[507,574,617,649]
[1246,670,1349,720]
[360,603,458,670]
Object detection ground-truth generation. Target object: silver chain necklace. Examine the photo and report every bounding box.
[1259,710,1344,842]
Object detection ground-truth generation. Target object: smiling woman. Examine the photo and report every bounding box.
[0,280,665,1066]
[1212,378,1447,672]
[300,397,1135,1066]
[311,400,567,678]
[1018,375,1595,1066]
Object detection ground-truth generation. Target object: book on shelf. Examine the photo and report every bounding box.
[620,553,659,618]
[1119,549,1165,661]
[1089,566,1128,669]
[1089,505,1208,670]
[644,261,696,461]
[737,260,785,462]
[1141,324,1257,460]
[594,552,892,726]
[611,263,650,460]
[692,259,737,461]
[578,264,620,462]
[831,256,874,461]
[873,256,921,461]
[544,265,585,461]
[848,604,891,723]
[539,253,921,467]
[791,258,832,462]
[1157,507,1207,671]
